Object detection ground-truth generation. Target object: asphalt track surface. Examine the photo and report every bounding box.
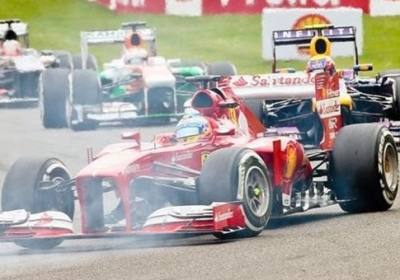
[1,108,400,280]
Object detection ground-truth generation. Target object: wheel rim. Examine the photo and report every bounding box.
[383,143,398,192]
[38,165,72,215]
[245,166,270,217]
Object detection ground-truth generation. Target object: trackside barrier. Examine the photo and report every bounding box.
[93,0,372,15]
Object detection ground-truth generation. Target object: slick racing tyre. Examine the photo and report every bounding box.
[145,87,175,125]
[198,147,273,239]
[332,124,399,213]
[69,69,102,131]
[243,99,266,126]
[40,68,70,128]
[53,50,73,70]
[72,54,98,71]
[19,71,40,99]
[207,61,237,76]
[1,157,74,250]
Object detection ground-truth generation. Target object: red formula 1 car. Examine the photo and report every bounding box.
[0,73,398,250]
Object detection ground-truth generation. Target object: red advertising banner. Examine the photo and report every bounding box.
[94,0,372,14]
[203,0,369,14]
[96,0,165,14]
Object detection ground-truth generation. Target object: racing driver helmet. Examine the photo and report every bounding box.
[175,114,213,143]
[123,47,148,65]
[306,36,336,76]
[1,39,22,56]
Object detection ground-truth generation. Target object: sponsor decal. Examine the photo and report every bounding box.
[172,152,193,162]
[282,193,291,207]
[284,143,297,179]
[126,164,140,173]
[34,212,54,226]
[110,0,145,8]
[102,0,165,13]
[221,0,255,6]
[82,29,128,42]
[214,210,234,222]
[309,58,327,71]
[292,14,331,55]
[201,152,210,165]
[202,0,369,15]
[218,0,341,8]
[266,0,341,7]
[231,74,315,87]
[317,98,340,118]
[328,117,337,130]
[233,77,248,87]
[166,0,202,16]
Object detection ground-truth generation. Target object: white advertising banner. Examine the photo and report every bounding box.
[370,0,400,16]
[262,8,363,60]
[166,0,202,16]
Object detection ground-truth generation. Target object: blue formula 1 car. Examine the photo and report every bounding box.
[226,25,400,147]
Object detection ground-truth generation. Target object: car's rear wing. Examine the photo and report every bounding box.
[0,19,29,47]
[272,26,358,72]
[273,26,356,46]
[223,72,347,101]
[80,23,157,69]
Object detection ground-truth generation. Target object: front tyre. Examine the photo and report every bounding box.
[332,124,399,213]
[39,69,70,128]
[198,147,273,239]
[1,157,74,250]
[69,69,102,131]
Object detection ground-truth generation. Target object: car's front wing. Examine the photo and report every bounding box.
[0,202,245,242]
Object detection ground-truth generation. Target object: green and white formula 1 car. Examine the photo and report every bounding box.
[39,22,236,130]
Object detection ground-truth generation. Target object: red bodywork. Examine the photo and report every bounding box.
[74,81,313,234]
[2,76,325,241]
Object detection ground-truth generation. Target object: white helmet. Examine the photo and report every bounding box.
[123,48,148,65]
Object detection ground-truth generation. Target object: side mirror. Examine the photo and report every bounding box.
[219,101,239,109]
[121,131,141,144]
[353,64,373,72]
[274,68,296,73]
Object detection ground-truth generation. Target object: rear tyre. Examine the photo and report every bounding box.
[1,157,74,250]
[332,124,399,213]
[39,69,70,128]
[145,87,174,125]
[69,69,102,131]
[72,54,98,71]
[53,51,73,70]
[19,71,40,98]
[198,147,273,239]
[207,61,237,76]
[243,99,266,126]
